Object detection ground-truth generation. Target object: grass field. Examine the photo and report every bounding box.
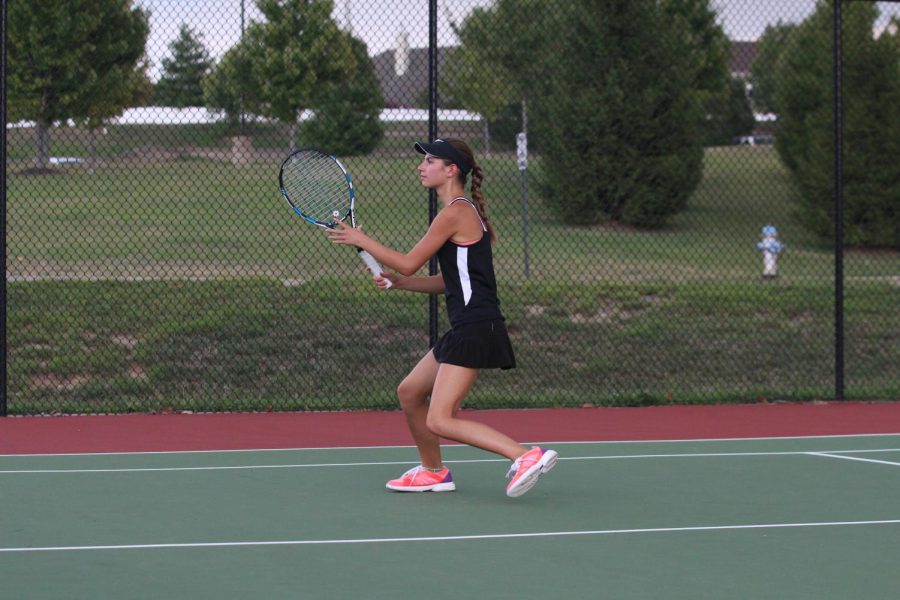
[5,142,899,414]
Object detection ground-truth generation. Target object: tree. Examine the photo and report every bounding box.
[80,63,152,170]
[444,8,516,153]
[154,25,213,107]
[535,0,727,227]
[661,0,732,100]
[449,0,727,226]
[7,0,149,168]
[661,0,732,185]
[774,1,899,248]
[750,22,797,114]
[446,0,565,148]
[888,16,900,54]
[243,0,356,149]
[701,78,756,146]
[204,40,263,129]
[302,35,384,155]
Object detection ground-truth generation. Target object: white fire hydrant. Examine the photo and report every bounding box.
[756,225,784,278]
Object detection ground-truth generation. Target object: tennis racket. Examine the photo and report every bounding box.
[279,148,391,287]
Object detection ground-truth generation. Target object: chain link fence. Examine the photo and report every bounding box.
[3,0,898,415]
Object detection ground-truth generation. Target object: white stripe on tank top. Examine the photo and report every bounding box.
[449,197,485,307]
[456,247,472,305]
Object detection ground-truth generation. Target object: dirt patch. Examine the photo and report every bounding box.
[111,334,140,350]
[29,373,91,391]
[127,363,149,381]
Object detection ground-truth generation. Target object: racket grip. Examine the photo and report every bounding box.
[357,250,393,289]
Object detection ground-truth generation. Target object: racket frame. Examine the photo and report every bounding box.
[278,147,391,287]
[278,147,356,229]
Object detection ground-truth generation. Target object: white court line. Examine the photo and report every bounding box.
[2,433,897,458]
[2,448,899,474]
[808,452,900,467]
[2,519,898,554]
[0,460,423,474]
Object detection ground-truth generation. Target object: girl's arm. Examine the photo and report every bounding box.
[377,273,445,294]
[326,209,459,276]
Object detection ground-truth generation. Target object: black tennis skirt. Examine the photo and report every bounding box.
[432,319,516,370]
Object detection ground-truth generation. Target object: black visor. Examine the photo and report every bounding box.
[414,139,472,175]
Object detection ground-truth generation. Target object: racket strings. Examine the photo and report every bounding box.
[281,153,352,225]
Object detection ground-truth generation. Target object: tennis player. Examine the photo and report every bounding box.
[326,138,557,497]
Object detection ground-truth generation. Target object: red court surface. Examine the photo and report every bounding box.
[1,401,898,454]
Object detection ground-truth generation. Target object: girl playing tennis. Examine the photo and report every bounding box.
[326,138,557,497]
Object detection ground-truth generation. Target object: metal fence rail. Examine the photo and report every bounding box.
[2,1,898,415]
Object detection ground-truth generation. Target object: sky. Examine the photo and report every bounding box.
[137,0,900,80]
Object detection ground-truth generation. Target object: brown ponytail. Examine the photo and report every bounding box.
[445,138,496,243]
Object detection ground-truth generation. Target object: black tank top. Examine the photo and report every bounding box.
[436,198,504,326]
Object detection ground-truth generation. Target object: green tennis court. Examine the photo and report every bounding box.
[2,435,899,599]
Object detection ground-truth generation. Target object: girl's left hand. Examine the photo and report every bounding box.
[325,220,369,247]
[374,270,402,290]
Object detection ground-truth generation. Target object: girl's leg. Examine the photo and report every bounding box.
[396,351,443,469]
[425,363,527,461]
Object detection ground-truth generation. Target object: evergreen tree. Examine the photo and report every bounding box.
[537,0,725,227]
[661,0,732,100]
[774,1,899,248]
[154,25,213,107]
[701,78,756,146]
[750,22,797,114]
[7,0,149,168]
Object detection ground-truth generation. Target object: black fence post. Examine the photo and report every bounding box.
[1,0,8,417]
[833,0,845,401]
[428,0,439,347]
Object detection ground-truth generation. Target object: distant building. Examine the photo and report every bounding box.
[371,36,455,109]
[372,38,761,113]
[728,41,758,79]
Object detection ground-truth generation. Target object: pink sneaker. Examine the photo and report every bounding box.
[386,466,456,492]
[506,447,558,497]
